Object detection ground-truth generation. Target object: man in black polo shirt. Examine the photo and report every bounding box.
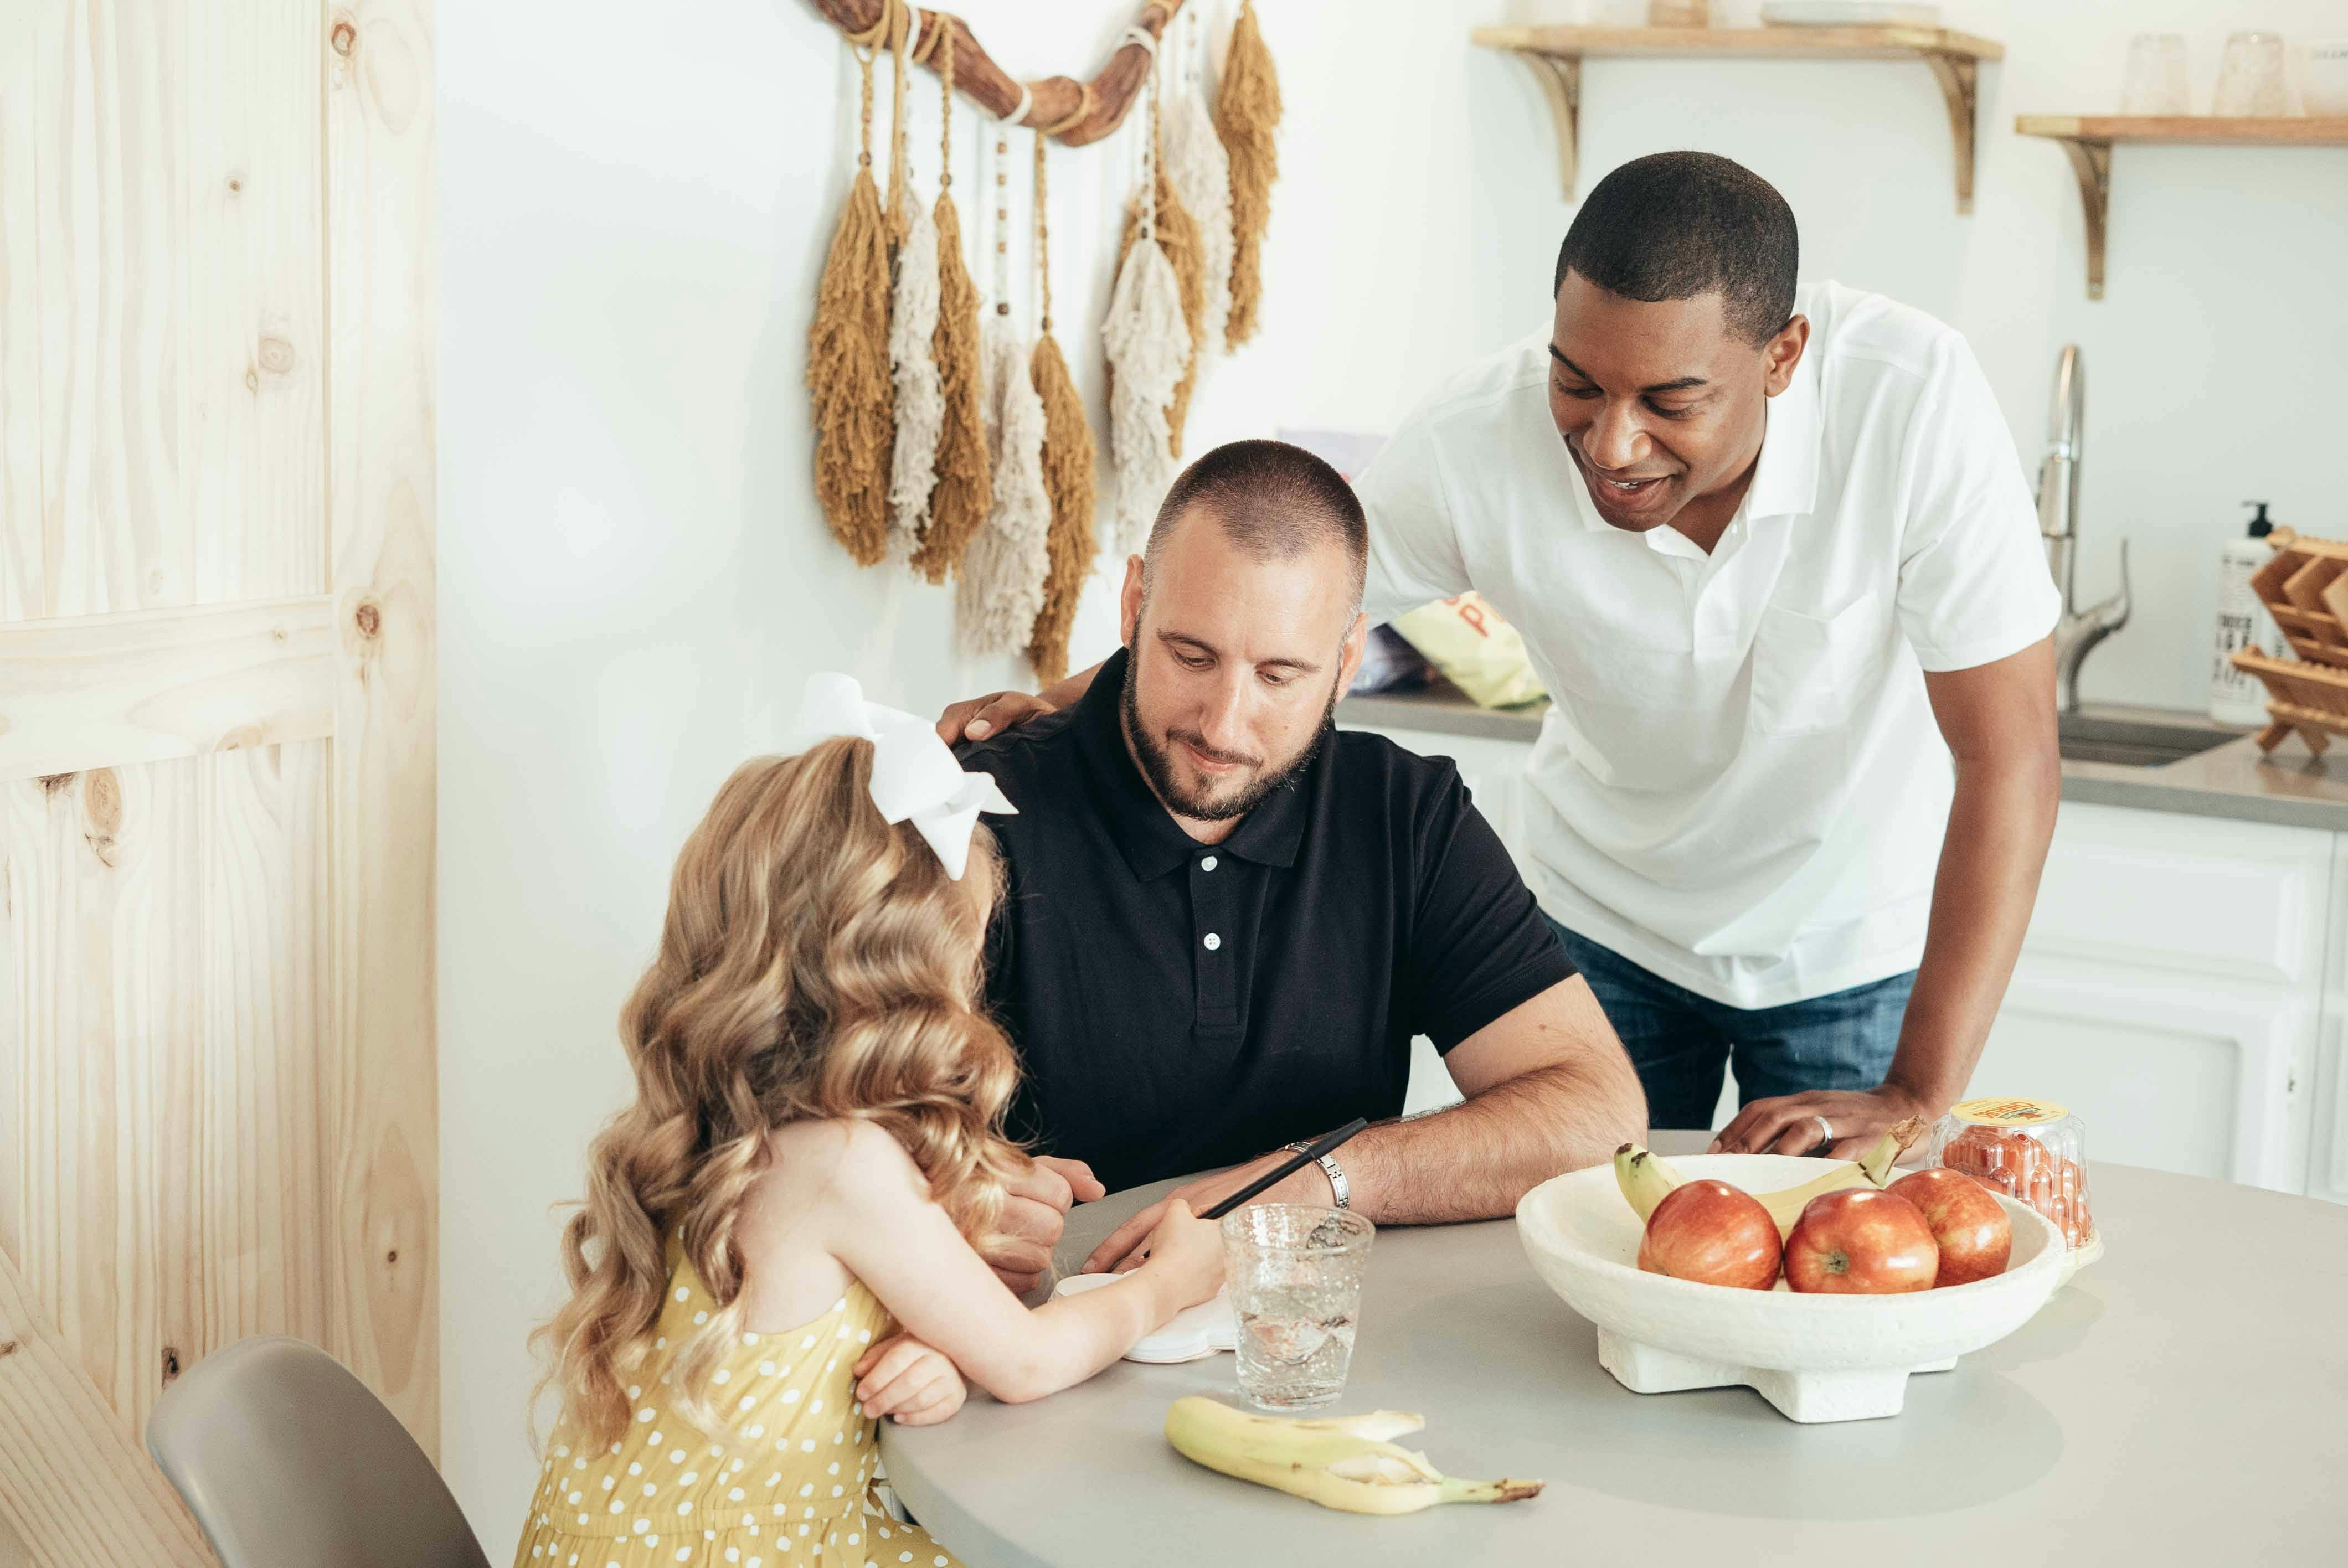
[959,440,1645,1275]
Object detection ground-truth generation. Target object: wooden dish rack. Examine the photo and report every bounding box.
[2231,527,2348,756]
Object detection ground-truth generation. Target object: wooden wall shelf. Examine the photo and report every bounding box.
[1471,25,2004,213]
[2016,116,2348,300]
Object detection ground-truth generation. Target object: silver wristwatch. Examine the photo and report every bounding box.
[1283,1140,1351,1209]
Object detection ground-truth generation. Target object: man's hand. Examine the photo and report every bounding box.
[1083,1151,1332,1275]
[936,689,1057,745]
[853,1334,968,1427]
[1709,1084,1932,1159]
[981,1155,1105,1296]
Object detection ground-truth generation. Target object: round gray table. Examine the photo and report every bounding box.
[883,1131,2348,1565]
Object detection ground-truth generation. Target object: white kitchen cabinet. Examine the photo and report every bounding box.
[2306,836,2348,1206]
[1346,714,2342,1195]
[1974,802,2329,1193]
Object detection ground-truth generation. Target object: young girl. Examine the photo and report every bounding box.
[518,692,1223,1568]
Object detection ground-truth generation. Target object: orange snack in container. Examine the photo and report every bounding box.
[1927,1097,2096,1254]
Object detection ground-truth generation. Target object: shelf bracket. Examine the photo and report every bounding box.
[1921,51,1980,214]
[1506,49,1582,199]
[2050,136,2113,300]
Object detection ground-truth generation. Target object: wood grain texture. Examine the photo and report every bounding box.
[0,0,325,625]
[1471,24,2003,61]
[0,1248,212,1567]
[0,748,327,1452]
[2016,115,2348,145]
[322,0,438,1458]
[0,596,336,780]
[1,1,436,1554]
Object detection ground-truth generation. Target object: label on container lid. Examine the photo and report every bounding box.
[1951,1096,2071,1127]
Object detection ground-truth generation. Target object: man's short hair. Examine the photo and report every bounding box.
[1552,151,1798,346]
[1144,439,1368,608]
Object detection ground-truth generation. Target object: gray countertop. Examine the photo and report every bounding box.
[883,1133,2348,1566]
[1338,686,2348,834]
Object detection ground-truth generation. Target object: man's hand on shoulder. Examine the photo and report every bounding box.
[936,689,1057,745]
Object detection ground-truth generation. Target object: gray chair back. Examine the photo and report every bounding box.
[146,1335,491,1568]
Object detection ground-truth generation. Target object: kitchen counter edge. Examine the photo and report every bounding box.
[1337,690,2348,835]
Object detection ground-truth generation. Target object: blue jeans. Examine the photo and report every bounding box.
[1547,918,1914,1133]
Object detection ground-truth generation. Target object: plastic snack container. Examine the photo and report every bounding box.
[1924,1097,2103,1277]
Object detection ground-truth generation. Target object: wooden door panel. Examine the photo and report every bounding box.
[1,744,330,1441]
[1,0,325,625]
[0,2,433,1553]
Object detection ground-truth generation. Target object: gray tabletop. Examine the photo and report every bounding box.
[884,1131,2348,1565]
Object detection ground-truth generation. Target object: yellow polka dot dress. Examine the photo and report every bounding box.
[516,1240,964,1568]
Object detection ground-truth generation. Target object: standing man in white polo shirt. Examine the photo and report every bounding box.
[940,151,2060,1163]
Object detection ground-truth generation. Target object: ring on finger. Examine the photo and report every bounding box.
[1811,1115,1834,1151]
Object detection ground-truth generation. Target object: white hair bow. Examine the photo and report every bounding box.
[794,673,1018,880]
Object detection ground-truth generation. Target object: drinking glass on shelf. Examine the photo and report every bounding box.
[2212,30,2288,116]
[1222,1205,1376,1411]
[2120,33,2189,116]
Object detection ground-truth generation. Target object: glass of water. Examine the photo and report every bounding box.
[1221,1205,1376,1411]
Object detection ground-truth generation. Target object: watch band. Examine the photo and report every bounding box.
[1283,1140,1351,1210]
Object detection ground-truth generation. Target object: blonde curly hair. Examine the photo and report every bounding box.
[531,739,1027,1449]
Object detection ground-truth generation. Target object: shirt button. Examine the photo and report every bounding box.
[1201,855,1218,872]
[1203,932,1222,952]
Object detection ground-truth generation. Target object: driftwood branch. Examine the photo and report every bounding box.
[807,1,1186,147]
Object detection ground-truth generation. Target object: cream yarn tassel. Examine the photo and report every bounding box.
[884,23,943,562]
[957,101,1053,659]
[959,315,1053,657]
[1101,53,1186,556]
[1162,8,1233,368]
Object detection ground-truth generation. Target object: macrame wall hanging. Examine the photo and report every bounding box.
[955,89,1054,658]
[909,22,992,584]
[1101,42,1188,559]
[805,0,1281,678]
[1163,4,1235,395]
[807,12,894,566]
[1024,129,1098,685]
[883,6,940,563]
[1112,25,1208,462]
[1216,0,1282,348]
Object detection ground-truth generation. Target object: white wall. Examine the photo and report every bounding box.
[438,0,2348,1546]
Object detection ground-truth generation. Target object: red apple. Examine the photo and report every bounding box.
[1783,1188,1938,1295]
[1638,1179,1782,1291]
[1888,1167,2013,1287]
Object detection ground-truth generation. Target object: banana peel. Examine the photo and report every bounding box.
[1164,1397,1542,1515]
[1614,1117,1928,1239]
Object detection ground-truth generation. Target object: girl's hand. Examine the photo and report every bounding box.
[853,1334,969,1427]
[1138,1199,1225,1309]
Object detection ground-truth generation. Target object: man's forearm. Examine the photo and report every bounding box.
[1883,750,2060,1113]
[1327,1056,1645,1226]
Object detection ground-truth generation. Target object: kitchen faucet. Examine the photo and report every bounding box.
[2040,344,2129,713]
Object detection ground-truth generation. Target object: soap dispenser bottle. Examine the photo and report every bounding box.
[2211,501,2282,727]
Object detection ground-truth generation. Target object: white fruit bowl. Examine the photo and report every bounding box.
[1516,1154,2065,1423]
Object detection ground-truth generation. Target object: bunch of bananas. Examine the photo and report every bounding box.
[1164,1397,1542,1515]
[1613,1117,1927,1239]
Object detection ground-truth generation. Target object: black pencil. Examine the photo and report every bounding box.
[1201,1118,1371,1220]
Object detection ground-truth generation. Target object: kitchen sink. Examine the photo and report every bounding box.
[2057,711,2243,768]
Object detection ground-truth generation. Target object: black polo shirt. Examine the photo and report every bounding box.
[960,647,1575,1194]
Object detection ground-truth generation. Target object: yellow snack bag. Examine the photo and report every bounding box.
[1390,594,1548,709]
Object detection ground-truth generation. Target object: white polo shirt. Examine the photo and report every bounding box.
[1355,281,2059,1008]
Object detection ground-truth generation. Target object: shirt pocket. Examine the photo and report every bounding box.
[1749,590,1884,737]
